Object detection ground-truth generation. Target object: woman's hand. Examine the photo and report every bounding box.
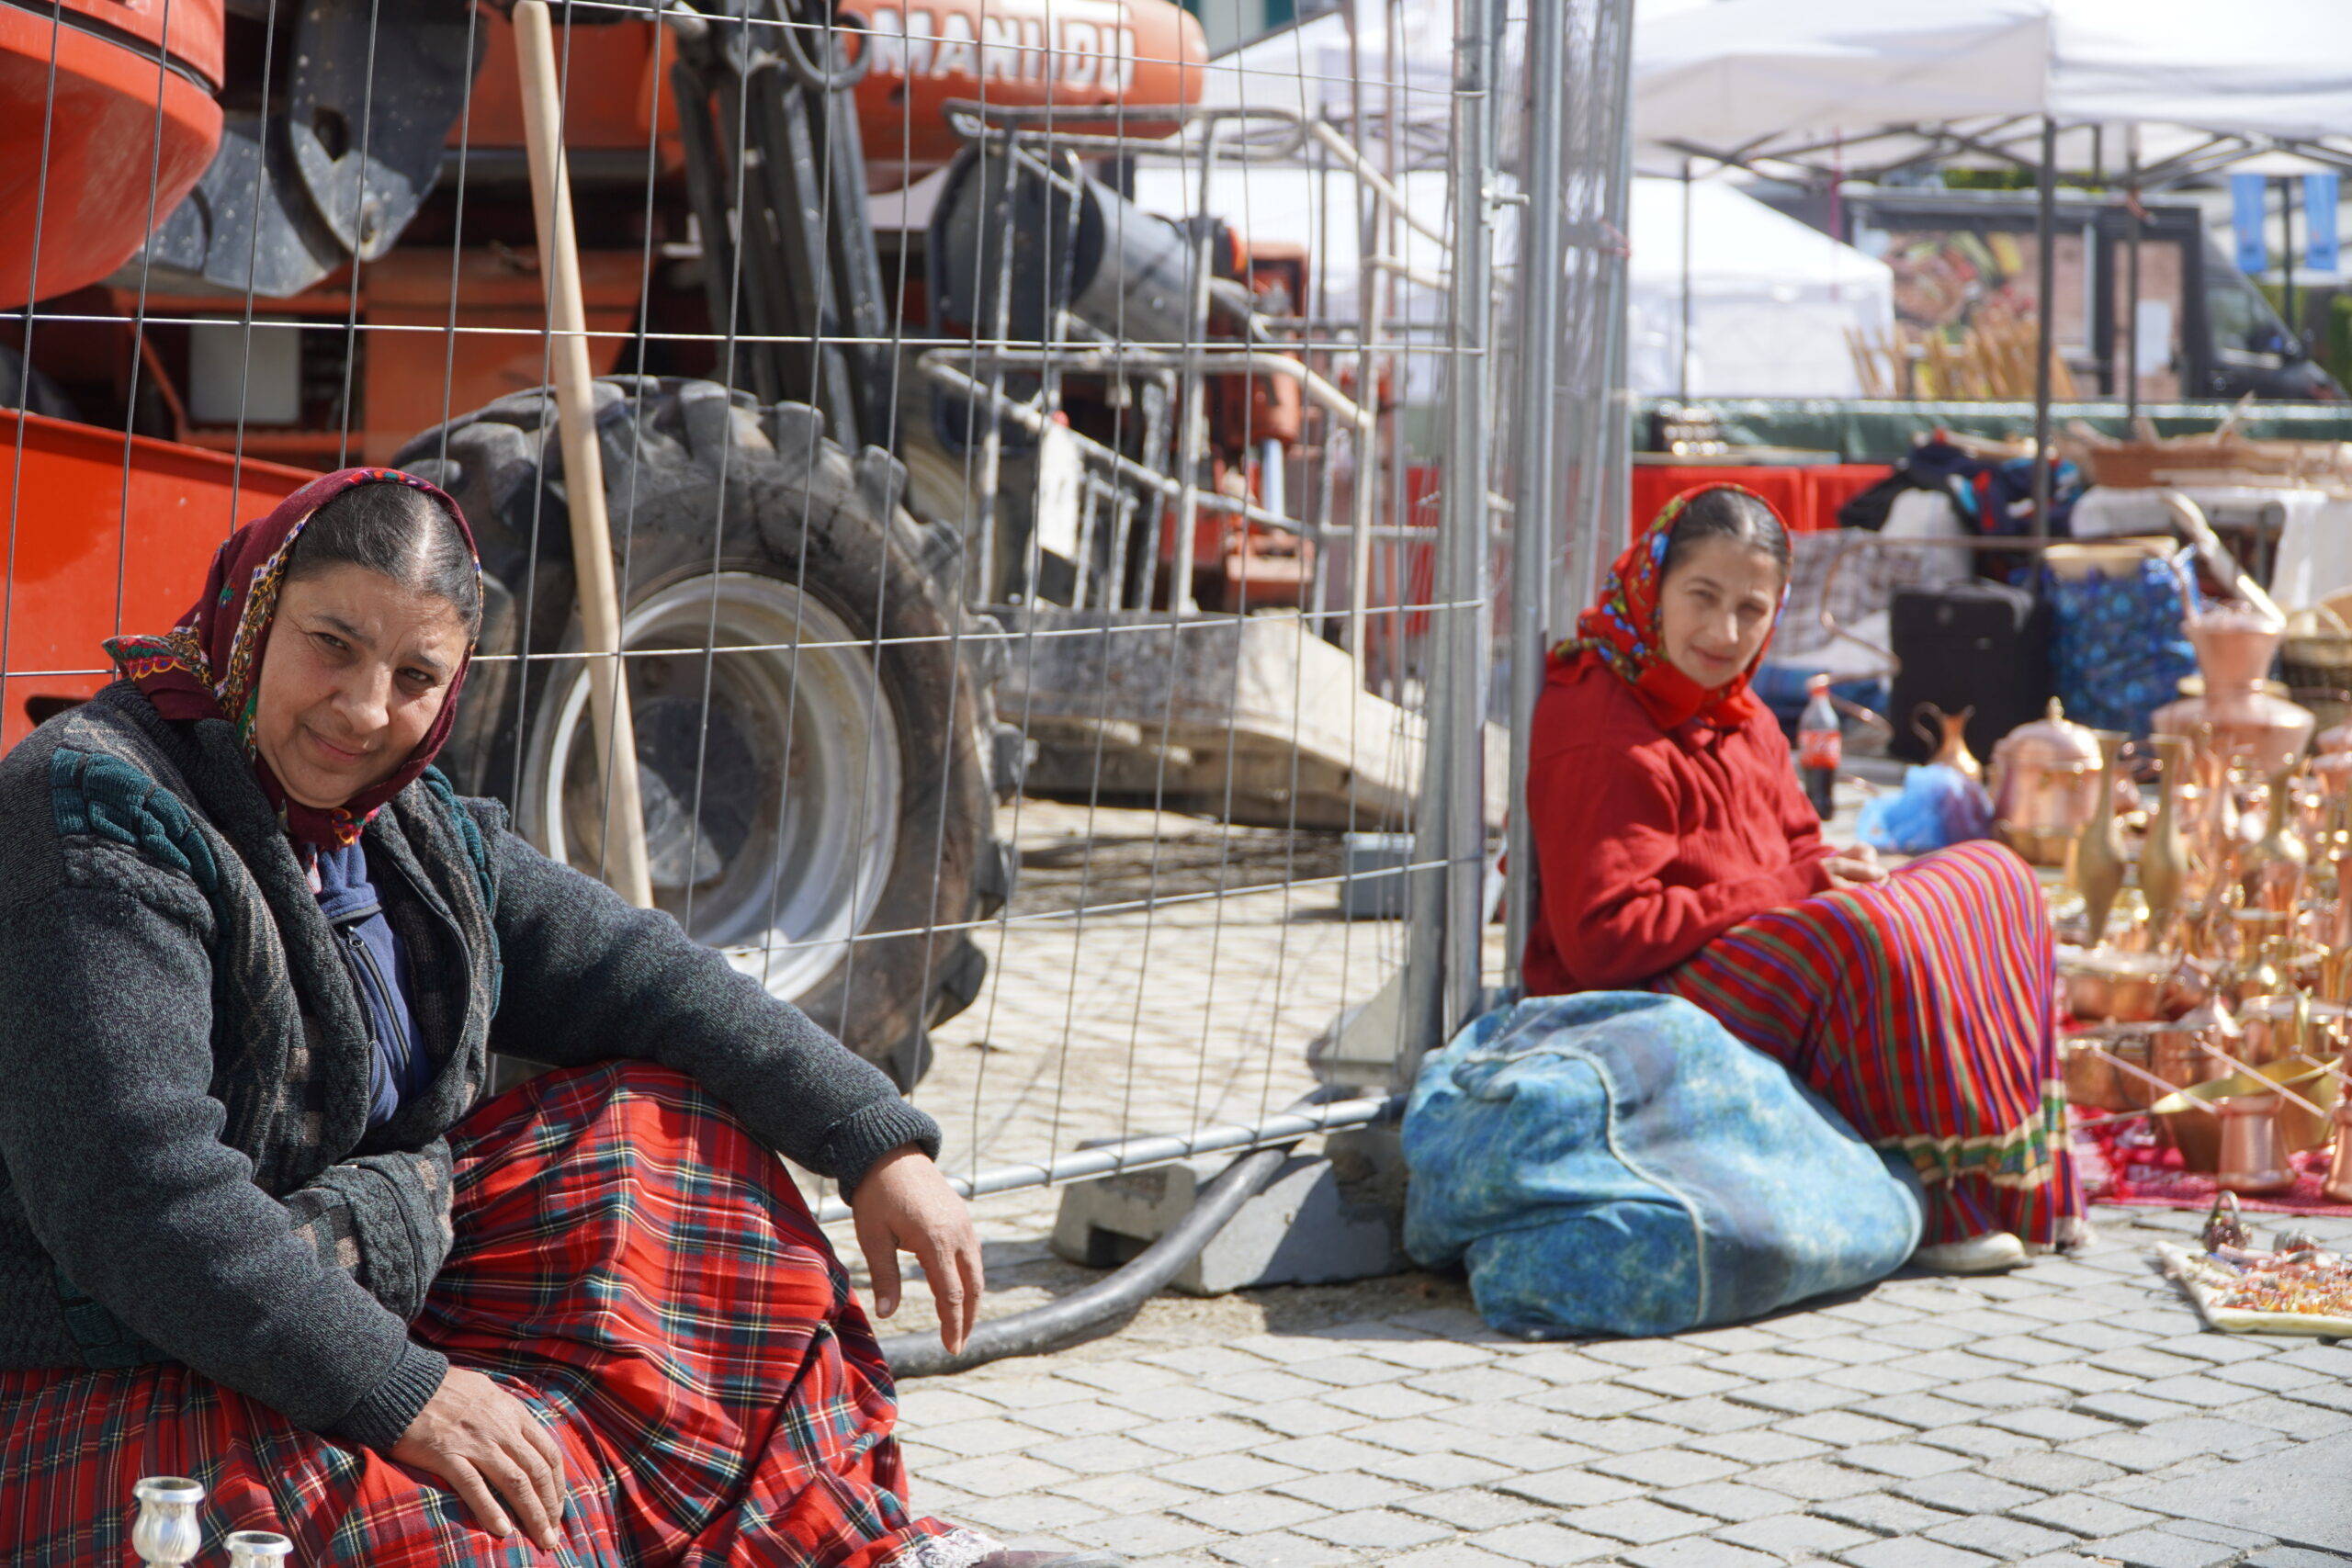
[391,1367,566,1550]
[1825,843,1888,889]
[850,1145,985,1353]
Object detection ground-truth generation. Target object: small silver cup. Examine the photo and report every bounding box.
[130,1477,205,1568]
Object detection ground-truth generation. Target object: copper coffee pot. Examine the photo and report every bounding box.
[2240,768,2310,918]
[2324,1099,2352,1202]
[1989,700,2103,866]
[2216,1093,2296,1195]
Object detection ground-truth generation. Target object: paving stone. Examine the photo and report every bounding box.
[1815,1364,1947,1398]
[1292,1507,1455,1550]
[1559,1500,1715,1545]
[1651,1396,1784,1435]
[1584,1340,1715,1370]
[2242,1552,2352,1568]
[1153,1454,1310,1495]
[2133,1415,2290,1458]
[1065,1514,1222,1556]
[1811,1494,1961,1537]
[1775,1412,1917,1448]
[2273,1344,2352,1378]
[2031,1322,2159,1353]
[1793,1336,1911,1368]
[2132,1375,2272,1410]
[1510,1348,1624,1385]
[1835,1442,1974,1479]
[1396,1488,1553,1532]
[2141,1333,2283,1367]
[1982,1408,2119,1443]
[2280,1382,2352,1416]
[1618,1365,1759,1400]
[1524,1382,1675,1419]
[1281,1354,1411,1389]
[1205,1529,1356,1568]
[1713,1512,1878,1557]
[1250,1435,1398,1473]
[1891,1472,2043,1514]
[1708,1351,1845,1382]
[1976,1450,2124,1492]
[1965,1336,2085,1368]
[915,1417,1057,1457]
[900,1389,1011,1426]
[2156,1519,2276,1549]
[1169,1492,1329,1535]
[929,1453,1081,1495]
[1468,1522,1620,1565]
[1142,1345,1274,1379]
[1046,1472,1200,1515]
[1128,1416,1267,1458]
[1058,1360,1192,1393]
[2199,1395,2352,1440]
[2206,1358,2329,1393]
[1349,1416,1506,1457]
[1921,1513,2078,1561]
[1385,1547,1523,1568]
[1352,1337,1502,1371]
[1321,1382,1459,1420]
[1495,1469,1646,1510]
[1652,1482,1800,1524]
[2074,1392,2198,1427]
[1850,1393,1986,1430]
[1681,1429,1836,1466]
[1362,1451,1513,1491]
[2083,1529,2241,1568]
[1412,1367,1553,1403]
[1836,1539,1999,1568]
[1592,1449,1749,1489]
[1022,1399,1157,1438]
[2010,1363,2144,1396]
[1241,1399,1364,1438]
[1741,1459,1886,1501]
[2010,1495,2165,1539]
[2086,1348,2211,1380]
[1730,1380,1869,1415]
[1931,1378,2076,1411]
[953,1493,1112,1533]
[1577,1417,1700,1454]
[1106,1386,1250,1422]
[1619,1538,1784,1568]
[1913,1425,2048,1461]
[2054,1431,2206,1473]
[1266,1472,1420,1512]
[955,1375,1101,1413]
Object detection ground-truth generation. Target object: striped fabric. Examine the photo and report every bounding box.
[0,1063,991,1568]
[1654,840,2084,1248]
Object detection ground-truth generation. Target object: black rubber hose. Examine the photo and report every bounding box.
[879,1143,1295,1380]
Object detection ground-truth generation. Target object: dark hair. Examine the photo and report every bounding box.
[287,480,481,637]
[1662,488,1792,581]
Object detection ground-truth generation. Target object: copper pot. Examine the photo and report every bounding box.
[2153,605,2315,776]
[2216,1093,2297,1195]
[1990,700,2103,865]
[2062,949,2173,1022]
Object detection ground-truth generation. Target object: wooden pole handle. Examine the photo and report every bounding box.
[513,0,656,909]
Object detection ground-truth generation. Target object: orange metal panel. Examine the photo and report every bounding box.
[0,412,313,750]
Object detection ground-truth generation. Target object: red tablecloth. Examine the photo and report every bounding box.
[1632,463,1892,537]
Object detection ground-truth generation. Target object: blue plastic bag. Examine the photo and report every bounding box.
[1403,994,1923,1337]
[1857,763,1995,854]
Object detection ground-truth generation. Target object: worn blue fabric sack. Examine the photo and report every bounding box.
[1403,994,1924,1337]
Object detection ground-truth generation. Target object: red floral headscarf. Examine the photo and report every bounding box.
[105,467,481,848]
[1552,482,1785,731]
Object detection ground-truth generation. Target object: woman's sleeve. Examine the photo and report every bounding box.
[0,881,447,1453]
[1528,743,1826,988]
[472,808,939,1196]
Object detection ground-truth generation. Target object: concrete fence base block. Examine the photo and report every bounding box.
[1050,1140,1408,1296]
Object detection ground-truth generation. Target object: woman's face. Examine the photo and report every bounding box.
[1656,537,1784,691]
[253,564,470,809]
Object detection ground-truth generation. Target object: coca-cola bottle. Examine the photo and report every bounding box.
[1797,674,1840,820]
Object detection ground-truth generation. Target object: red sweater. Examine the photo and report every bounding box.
[1522,657,1835,994]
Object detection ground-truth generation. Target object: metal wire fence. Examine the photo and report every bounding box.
[0,0,1633,1228]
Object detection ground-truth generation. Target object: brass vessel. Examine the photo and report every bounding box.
[2240,769,2310,918]
[1916,704,1983,783]
[2152,604,2316,774]
[2324,1100,2352,1202]
[2142,736,2192,938]
[2215,1093,2297,1195]
[2074,739,2129,945]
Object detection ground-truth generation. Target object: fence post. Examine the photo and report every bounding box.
[1504,0,1567,988]
[1399,0,1498,1089]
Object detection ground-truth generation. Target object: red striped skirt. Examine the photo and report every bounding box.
[1654,840,2084,1248]
[0,1062,989,1567]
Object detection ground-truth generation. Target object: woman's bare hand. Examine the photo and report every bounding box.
[850,1145,985,1353]
[1825,843,1888,889]
[391,1367,565,1550]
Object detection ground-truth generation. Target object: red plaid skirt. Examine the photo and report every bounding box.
[0,1062,984,1567]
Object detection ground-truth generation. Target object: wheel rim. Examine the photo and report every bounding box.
[527,571,904,1003]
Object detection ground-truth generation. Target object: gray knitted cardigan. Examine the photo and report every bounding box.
[0,682,939,1452]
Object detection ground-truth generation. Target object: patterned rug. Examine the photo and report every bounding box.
[2074,1115,2352,1218]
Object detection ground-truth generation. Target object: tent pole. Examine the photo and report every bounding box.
[1679,158,1693,398]
[2032,116,2056,542]
[2283,175,2300,348]
[2125,126,2142,427]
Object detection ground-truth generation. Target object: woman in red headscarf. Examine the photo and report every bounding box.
[0,470,1098,1568]
[1523,485,2082,1272]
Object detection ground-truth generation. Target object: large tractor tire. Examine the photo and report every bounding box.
[392,376,1015,1089]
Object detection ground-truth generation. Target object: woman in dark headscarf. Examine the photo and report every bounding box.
[0,469,1103,1568]
[1523,485,2084,1274]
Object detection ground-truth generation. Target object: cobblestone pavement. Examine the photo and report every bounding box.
[889,1209,2352,1568]
[820,799,2352,1568]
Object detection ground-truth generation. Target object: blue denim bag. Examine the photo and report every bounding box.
[1403,994,1924,1337]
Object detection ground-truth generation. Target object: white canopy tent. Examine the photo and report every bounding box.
[1633,0,2352,182]
[1626,175,1894,397]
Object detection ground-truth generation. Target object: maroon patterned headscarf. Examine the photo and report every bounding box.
[104,468,481,848]
[1551,482,1785,731]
